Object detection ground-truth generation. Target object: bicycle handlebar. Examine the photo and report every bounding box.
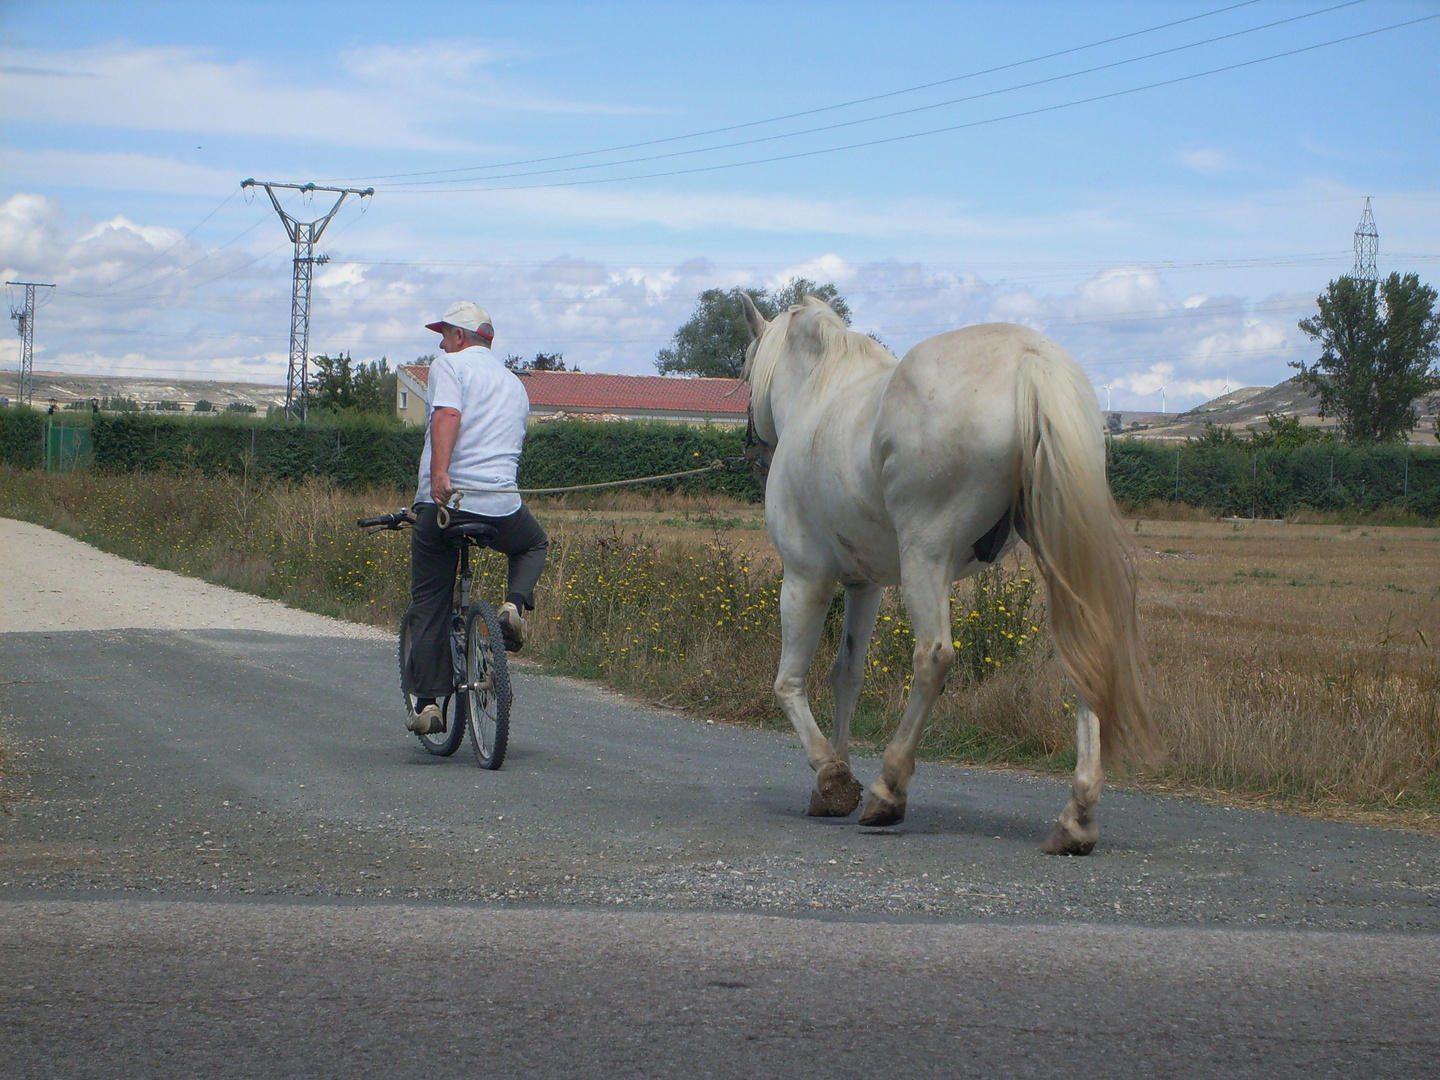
[356,508,416,530]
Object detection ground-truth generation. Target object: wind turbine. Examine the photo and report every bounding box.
[1160,386,1167,414]
[1103,384,1113,411]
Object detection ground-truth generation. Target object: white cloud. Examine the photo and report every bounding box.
[1072,266,1168,317]
[0,193,1318,408]
[1173,147,1236,175]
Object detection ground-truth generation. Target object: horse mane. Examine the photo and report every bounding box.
[746,295,891,406]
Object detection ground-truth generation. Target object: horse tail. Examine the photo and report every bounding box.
[1015,346,1159,767]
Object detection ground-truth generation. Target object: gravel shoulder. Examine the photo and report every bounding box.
[0,517,386,638]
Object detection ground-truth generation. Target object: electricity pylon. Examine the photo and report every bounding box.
[1352,197,1378,284]
[6,280,55,407]
[242,179,373,420]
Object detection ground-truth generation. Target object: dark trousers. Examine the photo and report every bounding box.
[403,502,548,699]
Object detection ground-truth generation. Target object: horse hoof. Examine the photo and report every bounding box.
[858,791,906,828]
[808,762,863,817]
[1040,820,1097,856]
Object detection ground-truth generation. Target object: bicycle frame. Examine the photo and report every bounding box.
[357,506,511,768]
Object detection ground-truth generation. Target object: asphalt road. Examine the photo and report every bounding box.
[2,628,1438,1077]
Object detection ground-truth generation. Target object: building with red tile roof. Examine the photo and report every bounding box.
[396,365,748,426]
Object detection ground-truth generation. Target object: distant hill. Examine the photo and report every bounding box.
[1115,377,1438,446]
[0,369,285,413]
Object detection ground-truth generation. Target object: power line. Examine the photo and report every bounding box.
[379,0,1369,190]
[384,12,1440,194]
[332,0,1269,184]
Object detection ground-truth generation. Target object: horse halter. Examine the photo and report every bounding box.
[743,404,773,489]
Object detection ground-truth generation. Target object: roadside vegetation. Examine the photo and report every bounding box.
[2,467,1436,821]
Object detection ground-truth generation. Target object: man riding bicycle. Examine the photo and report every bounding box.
[404,300,548,735]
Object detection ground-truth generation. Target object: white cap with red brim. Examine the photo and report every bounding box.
[425,301,494,344]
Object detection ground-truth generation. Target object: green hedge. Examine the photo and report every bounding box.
[28,410,1439,516]
[1109,439,1440,518]
[90,412,424,489]
[0,408,45,468]
[517,420,759,499]
[81,412,760,498]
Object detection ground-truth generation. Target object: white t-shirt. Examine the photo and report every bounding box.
[415,350,531,517]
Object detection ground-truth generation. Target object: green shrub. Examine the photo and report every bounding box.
[0,407,44,468]
[91,411,423,489]
[86,412,761,498]
[517,420,760,500]
[1108,438,1440,518]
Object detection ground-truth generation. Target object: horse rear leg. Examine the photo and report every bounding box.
[1041,701,1104,855]
[828,584,883,764]
[859,559,955,827]
[775,573,863,817]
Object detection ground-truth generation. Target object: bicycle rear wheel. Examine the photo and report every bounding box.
[398,614,466,756]
[464,600,511,769]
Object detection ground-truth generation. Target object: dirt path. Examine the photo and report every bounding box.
[0,518,385,639]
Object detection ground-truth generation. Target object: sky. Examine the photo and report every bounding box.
[2,0,1438,412]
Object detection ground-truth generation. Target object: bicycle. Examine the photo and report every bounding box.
[357,506,512,769]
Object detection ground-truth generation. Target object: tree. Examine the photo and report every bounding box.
[192,399,213,413]
[1188,419,1240,447]
[312,352,397,415]
[1293,273,1440,443]
[351,357,396,414]
[312,352,356,410]
[655,277,852,378]
[1245,411,1332,449]
[505,351,570,372]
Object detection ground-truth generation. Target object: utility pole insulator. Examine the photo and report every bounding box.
[241,179,374,421]
[6,280,56,408]
[1352,197,1378,285]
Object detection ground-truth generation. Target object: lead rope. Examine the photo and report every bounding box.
[437,459,743,516]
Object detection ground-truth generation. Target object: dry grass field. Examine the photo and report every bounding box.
[531,494,1440,816]
[1129,516,1439,810]
[3,469,1436,821]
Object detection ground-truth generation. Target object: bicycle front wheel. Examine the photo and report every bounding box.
[463,600,511,770]
[398,614,466,757]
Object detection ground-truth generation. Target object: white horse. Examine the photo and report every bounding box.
[740,294,1158,854]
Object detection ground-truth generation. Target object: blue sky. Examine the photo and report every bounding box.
[2,0,1438,411]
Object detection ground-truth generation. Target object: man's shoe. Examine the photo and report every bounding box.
[406,702,444,734]
[498,602,526,652]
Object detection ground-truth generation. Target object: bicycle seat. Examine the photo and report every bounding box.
[444,521,499,547]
